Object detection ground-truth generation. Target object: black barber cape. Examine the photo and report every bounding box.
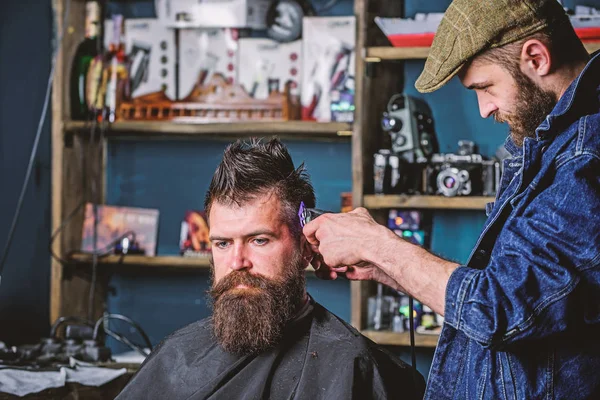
[116,299,425,400]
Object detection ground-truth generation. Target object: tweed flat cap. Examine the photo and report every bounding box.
[415,0,569,93]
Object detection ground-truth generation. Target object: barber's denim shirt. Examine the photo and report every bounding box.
[425,51,600,400]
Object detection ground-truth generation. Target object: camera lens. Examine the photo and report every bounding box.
[436,168,463,197]
[381,114,402,132]
[443,176,456,189]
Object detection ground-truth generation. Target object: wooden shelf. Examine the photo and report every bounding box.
[69,253,212,270]
[63,120,352,140]
[366,46,430,60]
[367,42,600,61]
[362,330,440,348]
[363,195,493,210]
[69,253,316,273]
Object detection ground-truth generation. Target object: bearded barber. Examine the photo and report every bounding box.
[303,0,600,398]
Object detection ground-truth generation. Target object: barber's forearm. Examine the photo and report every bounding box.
[366,229,459,316]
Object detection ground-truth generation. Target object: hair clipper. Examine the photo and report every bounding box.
[298,201,330,227]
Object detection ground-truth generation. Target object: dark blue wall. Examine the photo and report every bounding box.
[0,0,52,345]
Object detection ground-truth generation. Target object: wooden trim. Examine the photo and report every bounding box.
[50,0,65,325]
[366,46,430,60]
[64,120,352,140]
[352,0,367,208]
[367,42,600,61]
[350,281,363,329]
[362,330,440,348]
[363,195,493,210]
[69,254,212,269]
[585,42,600,54]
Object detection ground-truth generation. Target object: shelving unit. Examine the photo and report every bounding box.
[50,0,350,323]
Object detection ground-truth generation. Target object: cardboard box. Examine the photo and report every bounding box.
[81,203,160,256]
[238,38,302,99]
[178,28,239,99]
[157,0,271,29]
[104,18,176,99]
[301,16,356,122]
[179,210,211,257]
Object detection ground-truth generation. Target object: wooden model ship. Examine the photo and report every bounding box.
[118,74,299,123]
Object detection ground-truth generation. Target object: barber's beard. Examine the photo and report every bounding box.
[209,252,306,356]
[495,72,558,147]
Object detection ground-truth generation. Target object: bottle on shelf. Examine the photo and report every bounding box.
[103,14,130,123]
[69,1,100,121]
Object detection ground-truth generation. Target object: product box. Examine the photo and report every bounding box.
[104,18,176,99]
[301,16,356,122]
[81,203,160,256]
[179,210,211,257]
[388,210,423,231]
[178,28,239,99]
[156,0,271,29]
[238,38,302,99]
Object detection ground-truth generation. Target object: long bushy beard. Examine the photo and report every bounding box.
[495,72,558,147]
[209,253,306,355]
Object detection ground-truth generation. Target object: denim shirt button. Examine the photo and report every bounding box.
[474,249,487,261]
[541,145,548,153]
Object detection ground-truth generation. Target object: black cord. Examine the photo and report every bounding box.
[92,313,153,357]
[0,0,72,289]
[103,327,149,357]
[408,296,416,370]
[50,316,94,338]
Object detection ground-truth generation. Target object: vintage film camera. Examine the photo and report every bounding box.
[380,94,439,163]
[426,140,501,197]
[374,94,439,194]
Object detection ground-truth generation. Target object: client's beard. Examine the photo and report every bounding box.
[209,252,306,355]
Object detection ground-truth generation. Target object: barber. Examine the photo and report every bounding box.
[303,0,600,398]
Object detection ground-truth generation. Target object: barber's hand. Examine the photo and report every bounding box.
[303,208,404,291]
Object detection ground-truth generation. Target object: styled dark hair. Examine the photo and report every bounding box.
[204,138,316,238]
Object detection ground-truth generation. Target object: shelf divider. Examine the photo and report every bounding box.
[363,195,494,210]
[361,330,440,348]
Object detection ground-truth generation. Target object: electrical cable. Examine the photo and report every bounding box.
[49,316,94,338]
[92,313,153,356]
[92,313,153,349]
[0,0,72,289]
[408,296,416,370]
[87,0,110,320]
[103,327,149,357]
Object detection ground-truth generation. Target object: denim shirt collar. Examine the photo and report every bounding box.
[504,50,600,158]
[535,50,600,139]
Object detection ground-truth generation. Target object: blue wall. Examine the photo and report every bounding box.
[0,0,52,345]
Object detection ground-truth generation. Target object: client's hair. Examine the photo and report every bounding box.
[204,138,316,238]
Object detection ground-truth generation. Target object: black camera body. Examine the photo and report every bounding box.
[381,94,439,163]
[426,153,500,197]
[374,140,501,197]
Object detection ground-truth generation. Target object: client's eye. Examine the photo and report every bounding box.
[253,238,269,246]
[215,241,229,249]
